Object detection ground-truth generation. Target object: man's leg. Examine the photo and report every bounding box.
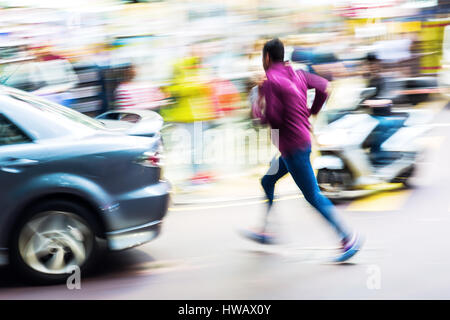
[260,156,288,232]
[241,156,288,243]
[261,156,289,207]
[282,148,351,240]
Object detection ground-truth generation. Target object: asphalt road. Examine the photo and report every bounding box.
[1,102,450,299]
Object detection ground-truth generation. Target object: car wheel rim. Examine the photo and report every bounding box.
[18,211,93,275]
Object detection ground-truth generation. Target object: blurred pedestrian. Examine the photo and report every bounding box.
[161,50,217,186]
[243,38,362,262]
[114,63,166,110]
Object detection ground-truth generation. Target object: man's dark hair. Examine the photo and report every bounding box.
[263,38,284,62]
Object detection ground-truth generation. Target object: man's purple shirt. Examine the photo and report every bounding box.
[258,62,329,156]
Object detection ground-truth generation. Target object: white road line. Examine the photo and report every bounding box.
[169,194,302,212]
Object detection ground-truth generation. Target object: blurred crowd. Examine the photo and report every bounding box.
[0,0,449,188]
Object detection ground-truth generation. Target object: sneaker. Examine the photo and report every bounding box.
[240,229,277,245]
[334,232,363,263]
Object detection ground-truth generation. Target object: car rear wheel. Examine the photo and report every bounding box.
[317,168,353,203]
[317,168,352,193]
[393,165,416,189]
[10,200,99,285]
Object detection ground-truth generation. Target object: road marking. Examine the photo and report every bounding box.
[345,189,411,212]
[360,183,404,191]
[169,194,302,212]
[170,184,413,213]
[170,185,411,213]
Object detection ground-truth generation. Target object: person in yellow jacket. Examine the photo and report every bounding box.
[161,56,217,123]
[161,54,217,186]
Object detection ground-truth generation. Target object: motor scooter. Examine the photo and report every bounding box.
[313,99,434,200]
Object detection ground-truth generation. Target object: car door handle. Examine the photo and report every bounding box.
[0,158,39,173]
[2,157,39,166]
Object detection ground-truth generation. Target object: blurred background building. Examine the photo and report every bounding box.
[0,0,449,194]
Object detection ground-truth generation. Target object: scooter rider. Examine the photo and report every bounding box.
[363,53,406,165]
[365,52,389,100]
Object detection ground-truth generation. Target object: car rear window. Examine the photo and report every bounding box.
[98,112,142,123]
[7,90,105,130]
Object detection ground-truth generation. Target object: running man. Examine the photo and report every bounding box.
[243,38,362,262]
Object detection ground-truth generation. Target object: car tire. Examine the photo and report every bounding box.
[392,166,416,189]
[317,168,353,204]
[402,168,416,189]
[9,199,100,285]
[317,168,352,192]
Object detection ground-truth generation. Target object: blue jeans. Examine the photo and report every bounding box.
[261,148,350,240]
[368,116,405,165]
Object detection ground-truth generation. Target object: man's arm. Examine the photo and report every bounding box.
[250,85,267,124]
[298,70,330,116]
[262,80,285,129]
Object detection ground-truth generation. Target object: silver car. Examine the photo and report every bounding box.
[0,86,170,284]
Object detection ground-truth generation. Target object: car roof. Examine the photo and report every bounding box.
[0,86,99,141]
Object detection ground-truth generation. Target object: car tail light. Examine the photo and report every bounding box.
[136,143,164,168]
